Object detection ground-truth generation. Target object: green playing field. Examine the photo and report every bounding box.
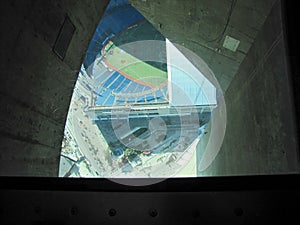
[104,41,168,88]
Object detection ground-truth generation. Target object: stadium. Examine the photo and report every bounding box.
[61,0,218,177]
[83,0,168,108]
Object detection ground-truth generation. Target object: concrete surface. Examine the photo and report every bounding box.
[0,0,299,177]
[0,0,109,176]
[197,0,299,176]
[129,0,276,92]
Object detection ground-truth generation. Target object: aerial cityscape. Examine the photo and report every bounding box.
[59,0,217,178]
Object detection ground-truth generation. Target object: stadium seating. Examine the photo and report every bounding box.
[94,70,168,106]
[84,1,144,72]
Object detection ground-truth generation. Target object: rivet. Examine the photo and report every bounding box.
[108,208,116,217]
[149,208,158,217]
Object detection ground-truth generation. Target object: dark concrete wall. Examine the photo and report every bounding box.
[130,0,276,92]
[198,0,299,175]
[0,0,298,178]
[0,0,109,176]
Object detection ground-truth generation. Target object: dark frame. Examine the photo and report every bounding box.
[1,174,300,192]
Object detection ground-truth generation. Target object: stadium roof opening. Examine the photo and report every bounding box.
[166,38,217,106]
[60,0,219,181]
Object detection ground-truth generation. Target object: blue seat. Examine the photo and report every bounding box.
[109,75,125,90]
[95,89,111,105]
[103,72,119,87]
[137,96,145,103]
[104,95,115,106]
[115,78,130,93]
[146,94,155,102]
[127,97,136,103]
[155,89,166,102]
[135,84,144,94]
[122,82,136,93]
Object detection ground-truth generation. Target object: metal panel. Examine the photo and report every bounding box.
[53,16,76,60]
[1,175,300,225]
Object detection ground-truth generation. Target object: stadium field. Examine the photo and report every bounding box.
[104,41,168,88]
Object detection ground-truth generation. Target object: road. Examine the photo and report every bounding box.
[67,82,113,176]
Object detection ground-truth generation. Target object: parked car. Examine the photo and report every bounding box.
[142,150,151,156]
